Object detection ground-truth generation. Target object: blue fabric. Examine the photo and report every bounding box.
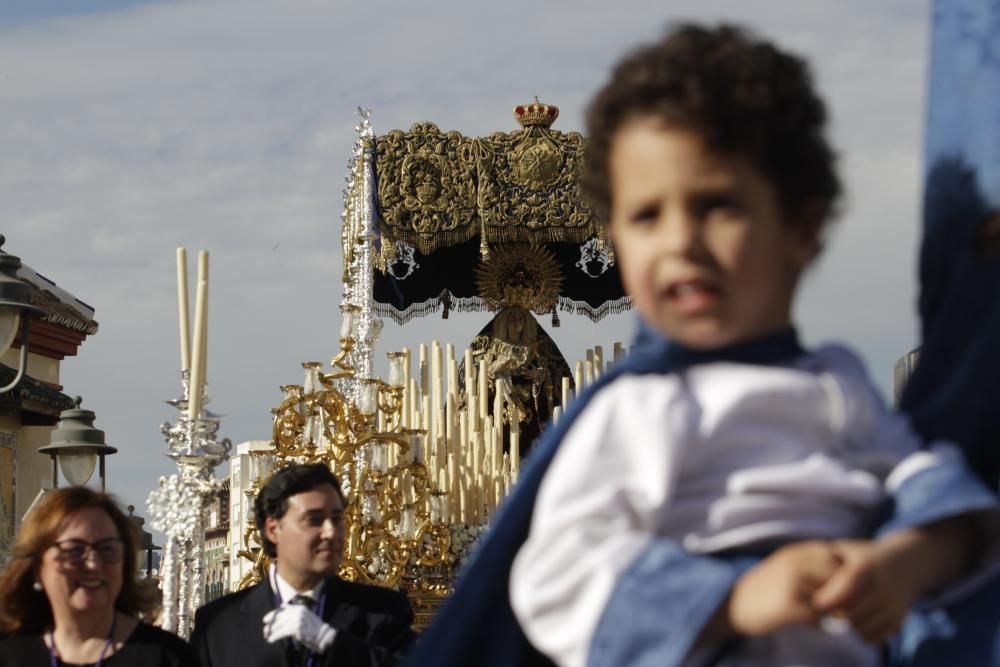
[878,455,1000,538]
[890,572,1000,666]
[589,540,757,667]
[899,0,1000,489]
[401,327,805,667]
[890,2,1000,663]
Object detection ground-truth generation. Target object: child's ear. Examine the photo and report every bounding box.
[788,198,828,267]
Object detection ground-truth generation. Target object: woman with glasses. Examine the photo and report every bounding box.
[0,486,197,665]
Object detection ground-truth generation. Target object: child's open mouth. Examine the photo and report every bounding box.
[665,280,720,313]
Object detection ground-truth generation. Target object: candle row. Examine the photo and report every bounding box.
[372,338,628,526]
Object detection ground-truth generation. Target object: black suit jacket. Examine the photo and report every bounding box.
[191,575,415,667]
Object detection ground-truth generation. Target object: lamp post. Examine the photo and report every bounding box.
[128,505,161,577]
[0,236,46,394]
[38,398,118,490]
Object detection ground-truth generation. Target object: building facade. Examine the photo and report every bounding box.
[203,478,231,603]
[227,440,273,592]
[0,260,97,566]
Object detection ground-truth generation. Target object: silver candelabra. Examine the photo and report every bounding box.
[146,372,231,637]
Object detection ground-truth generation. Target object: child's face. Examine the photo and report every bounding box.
[608,118,816,349]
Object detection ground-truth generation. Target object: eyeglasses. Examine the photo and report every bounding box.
[51,538,124,566]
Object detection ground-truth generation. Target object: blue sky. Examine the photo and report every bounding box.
[1,0,931,523]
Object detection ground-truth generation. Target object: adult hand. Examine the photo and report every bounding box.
[263,603,337,653]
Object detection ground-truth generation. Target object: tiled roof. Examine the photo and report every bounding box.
[17,264,98,336]
[0,364,75,412]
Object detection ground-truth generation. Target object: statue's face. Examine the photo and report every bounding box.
[508,309,527,338]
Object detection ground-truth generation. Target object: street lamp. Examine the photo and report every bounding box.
[0,235,46,394]
[128,505,161,577]
[38,398,118,490]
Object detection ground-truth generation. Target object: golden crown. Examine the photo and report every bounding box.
[514,98,559,129]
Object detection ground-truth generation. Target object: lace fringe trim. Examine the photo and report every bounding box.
[373,291,632,326]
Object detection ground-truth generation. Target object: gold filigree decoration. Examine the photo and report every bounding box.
[375,104,598,257]
[376,123,478,256]
[239,349,455,595]
[475,244,562,313]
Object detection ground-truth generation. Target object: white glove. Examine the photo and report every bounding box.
[263,603,337,653]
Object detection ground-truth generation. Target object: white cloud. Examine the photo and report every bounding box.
[1,0,930,515]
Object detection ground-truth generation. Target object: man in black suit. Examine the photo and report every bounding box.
[191,463,415,666]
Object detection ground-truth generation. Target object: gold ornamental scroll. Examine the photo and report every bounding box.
[374,101,599,258]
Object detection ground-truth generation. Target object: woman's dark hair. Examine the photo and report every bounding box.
[254,463,343,558]
[0,487,158,635]
[582,23,842,230]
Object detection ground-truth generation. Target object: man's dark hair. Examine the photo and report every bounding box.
[254,463,344,558]
[582,23,842,232]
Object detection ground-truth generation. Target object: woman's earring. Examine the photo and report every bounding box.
[32,581,43,592]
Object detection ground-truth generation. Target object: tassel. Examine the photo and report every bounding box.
[480,218,490,259]
[552,309,560,327]
[441,291,452,319]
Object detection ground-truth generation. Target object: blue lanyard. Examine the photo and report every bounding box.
[48,613,117,667]
[271,572,327,667]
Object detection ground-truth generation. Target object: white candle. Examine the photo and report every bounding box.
[198,250,210,392]
[510,428,520,474]
[438,466,449,497]
[188,275,209,421]
[473,423,482,475]
[419,344,429,395]
[459,477,468,524]
[575,361,584,394]
[448,450,458,519]
[446,343,457,397]
[562,376,572,410]
[459,410,470,477]
[431,340,443,437]
[494,476,503,513]
[409,378,419,431]
[493,382,504,434]
[463,349,473,396]
[401,348,411,428]
[176,248,191,373]
[445,392,455,443]
[478,359,488,423]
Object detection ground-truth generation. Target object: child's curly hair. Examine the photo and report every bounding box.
[583,23,842,229]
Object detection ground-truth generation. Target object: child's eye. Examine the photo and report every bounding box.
[629,204,660,225]
[695,196,743,221]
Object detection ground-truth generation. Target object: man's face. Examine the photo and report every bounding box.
[265,484,345,588]
[608,117,817,349]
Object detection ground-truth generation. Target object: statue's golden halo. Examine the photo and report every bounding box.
[475,244,563,313]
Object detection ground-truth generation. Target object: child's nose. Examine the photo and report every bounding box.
[657,209,700,255]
